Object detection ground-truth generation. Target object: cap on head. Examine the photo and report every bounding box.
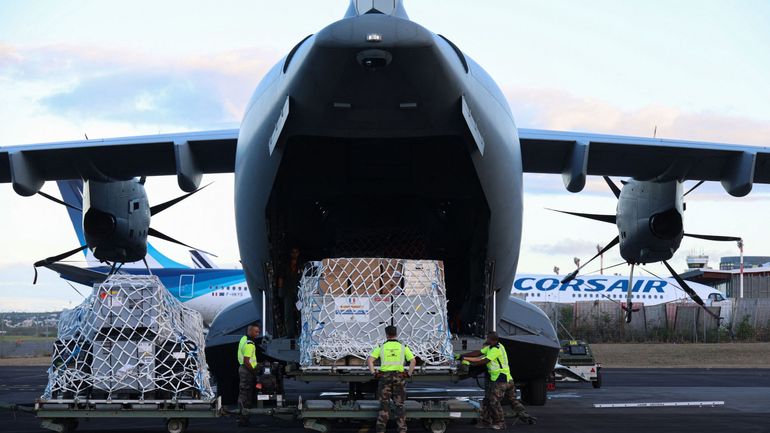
[385,325,398,338]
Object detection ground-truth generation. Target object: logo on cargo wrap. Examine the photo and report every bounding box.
[334,297,371,322]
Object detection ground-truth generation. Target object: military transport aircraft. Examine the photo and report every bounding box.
[2,0,769,404]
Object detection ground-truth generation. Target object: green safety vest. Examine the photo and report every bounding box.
[237,335,257,368]
[373,340,413,372]
[484,344,511,382]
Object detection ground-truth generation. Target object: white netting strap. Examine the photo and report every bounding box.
[42,275,213,401]
[298,258,452,367]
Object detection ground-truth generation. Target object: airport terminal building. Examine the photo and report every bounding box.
[682,256,770,298]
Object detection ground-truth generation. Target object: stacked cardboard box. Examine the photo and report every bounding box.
[299,259,452,367]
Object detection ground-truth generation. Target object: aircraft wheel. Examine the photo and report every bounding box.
[592,370,602,389]
[166,418,188,433]
[521,377,547,406]
[429,419,448,433]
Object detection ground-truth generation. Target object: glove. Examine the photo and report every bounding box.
[374,371,383,379]
[514,411,537,425]
[461,360,470,366]
[454,354,462,360]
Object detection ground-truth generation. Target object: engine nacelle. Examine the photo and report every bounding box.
[82,179,150,263]
[616,180,684,264]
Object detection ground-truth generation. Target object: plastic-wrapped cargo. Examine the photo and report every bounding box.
[43,275,212,400]
[298,258,453,367]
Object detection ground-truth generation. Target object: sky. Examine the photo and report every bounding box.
[1,0,770,311]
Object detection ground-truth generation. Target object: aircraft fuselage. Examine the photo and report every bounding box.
[231,12,557,381]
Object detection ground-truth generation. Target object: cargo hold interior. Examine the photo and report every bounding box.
[267,135,491,338]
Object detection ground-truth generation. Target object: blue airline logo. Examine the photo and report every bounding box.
[513,277,667,293]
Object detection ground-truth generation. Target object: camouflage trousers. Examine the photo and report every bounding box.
[481,379,527,427]
[238,365,257,420]
[376,372,407,433]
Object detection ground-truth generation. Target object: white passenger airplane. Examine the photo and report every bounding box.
[512,274,728,307]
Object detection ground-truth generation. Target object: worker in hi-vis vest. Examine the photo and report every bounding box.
[460,331,537,429]
[367,325,417,433]
[236,322,261,427]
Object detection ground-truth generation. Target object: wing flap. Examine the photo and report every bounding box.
[519,128,770,193]
[0,129,238,192]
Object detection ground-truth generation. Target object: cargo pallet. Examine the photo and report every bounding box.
[30,394,524,433]
[34,398,221,433]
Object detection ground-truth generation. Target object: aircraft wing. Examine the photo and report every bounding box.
[518,128,770,196]
[0,129,238,195]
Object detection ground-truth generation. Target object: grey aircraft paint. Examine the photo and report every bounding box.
[617,179,684,264]
[82,179,151,263]
[4,0,769,406]
[206,0,559,399]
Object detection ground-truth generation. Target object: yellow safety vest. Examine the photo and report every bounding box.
[237,335,257,368]
[484,344,511,382]
[372,340,413,372]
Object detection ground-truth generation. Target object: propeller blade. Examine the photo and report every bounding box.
[150,182,212,216]
[684,233,742,242]
[547,209,616,224]
[662,260,720,320]
[560,269,579,285]
[561,236,620,284]
[683,180,705,197]
[148,227,218,257]
[37,191,82,212]
[603,176,621,199]
[33,245,89,284]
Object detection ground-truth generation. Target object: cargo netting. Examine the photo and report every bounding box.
[298,258,453,367]
[42,275,213,400]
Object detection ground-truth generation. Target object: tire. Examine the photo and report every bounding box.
[521,377,547,406]
[592,370,602,389]
[54,418,78,433]
[167,418,187,433]
[429,420,448,433]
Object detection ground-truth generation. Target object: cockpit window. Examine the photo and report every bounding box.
[357,0,396,15]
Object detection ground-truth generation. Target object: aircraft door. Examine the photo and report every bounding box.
[179,274,195,299]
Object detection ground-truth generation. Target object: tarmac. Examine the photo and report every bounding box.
[1,366,769,433]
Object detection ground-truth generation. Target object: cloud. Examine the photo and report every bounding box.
[0,263,83,312]
[529,238,604,257]
[507,86,770,146]
[0,44,281,129]
[511,87,770,198]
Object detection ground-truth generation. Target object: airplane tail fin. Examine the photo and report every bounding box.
[55,180,189,269]
[190,250,219,269]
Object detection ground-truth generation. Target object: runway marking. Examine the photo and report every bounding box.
[594,401,725,408]
[548,393,581,399]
